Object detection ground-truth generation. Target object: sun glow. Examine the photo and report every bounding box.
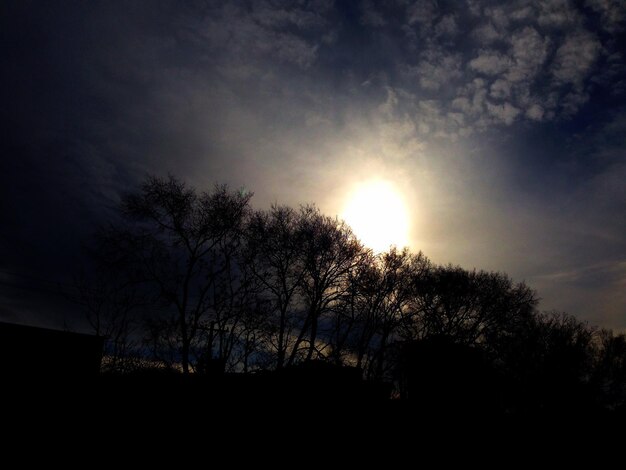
[342,180,410,253]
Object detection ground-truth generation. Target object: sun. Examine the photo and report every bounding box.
[341,180,410,253]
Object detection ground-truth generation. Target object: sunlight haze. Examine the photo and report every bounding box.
[342,180,410,253]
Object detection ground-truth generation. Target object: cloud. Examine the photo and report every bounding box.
[252,2,329,30]
[407,0,439,26]
[408,50,463,91]
[551,30,601,86]
[489,79,511,99]
[537,0,581,26]
[506,27,550,83]
[587,0,626,32]
[198,1,330,72]
[486,101,521,125]
[526,104,545,121]
[510,5,534,21]
[390,0,625,136]
[484,6,510,30]
[454,79,487,114]
[466,0,482,17]
[360,0,387,27]
[469,51,512,75]
[472,23,501,44]
[434,14,458,37]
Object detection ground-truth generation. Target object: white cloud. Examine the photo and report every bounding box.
[418,99,441,116]
[466,0,482,17]
[407,0,439,25]
[472,23,501,44]
[510,6,534,21]
[435,15,458,37]
[486,101,521,125]
[395,0,615,133]
[447,112,465,127]
[369,88,426,159]
[378,117,425,159]
[489,79,512,99]
[378,87,399,116]
[199,3,325,72]
[484,7,509,30]
[468,51,512,75]
[552,31,601,86]
[537,0,581,26]
[410,51,462,91]
[253,3,328,30]
[453,78,488,118]
[273,36,319,69]
[526,104,545,121]
[587,0,626,32]
[451,96,471,113]
[408,97,470,140]
[506,27,549,83]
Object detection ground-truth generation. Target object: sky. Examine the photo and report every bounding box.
[1,0,625,331]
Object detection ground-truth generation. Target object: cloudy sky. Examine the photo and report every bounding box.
[1,0,625,330]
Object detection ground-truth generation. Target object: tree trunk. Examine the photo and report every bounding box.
[306,312,318,361]
[287,313,312,366]
[277,307,286,369]
[181,340,190,375]
[375,330,389,380]
[180,319,191,375]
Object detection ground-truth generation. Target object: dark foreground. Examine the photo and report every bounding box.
[4,373,625,464]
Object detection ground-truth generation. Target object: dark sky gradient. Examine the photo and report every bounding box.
[1,0,626,330]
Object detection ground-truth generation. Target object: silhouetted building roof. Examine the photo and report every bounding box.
[0,321,104,378]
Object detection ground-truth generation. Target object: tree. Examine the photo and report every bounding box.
[364,248,429,379]
[75,174,625,415]
[71,269,144,373]
[404,265,537,347]
[333,248,430,379]
[101,175,252,374]
[592,329,626,410]
[244,205,307,369]
[287,206,367,365]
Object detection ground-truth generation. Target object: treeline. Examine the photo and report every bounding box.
[76,175,626,411]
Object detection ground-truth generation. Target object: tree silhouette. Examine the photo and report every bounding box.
[99,175,251,374]
[341,248,430,380]
[289,205,366,364]
[592,329,626,410]
[70,174,626,414]
[406,265,537,347]
[244,205,307,369]
[71,270,144,373]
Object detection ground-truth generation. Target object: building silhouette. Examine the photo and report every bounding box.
[0,321,104,379]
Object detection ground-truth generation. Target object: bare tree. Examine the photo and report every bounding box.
[592,329,626,410]
[101,175,252,374]
[73,174,626,414]
[336,248,430,379]
[287,206,367,365]
[72,270,144,372]
[244,205,307,369]
[368,249,429,379]
[404,265,537,346]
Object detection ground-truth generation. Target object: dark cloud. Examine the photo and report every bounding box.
[1,0,626,329]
